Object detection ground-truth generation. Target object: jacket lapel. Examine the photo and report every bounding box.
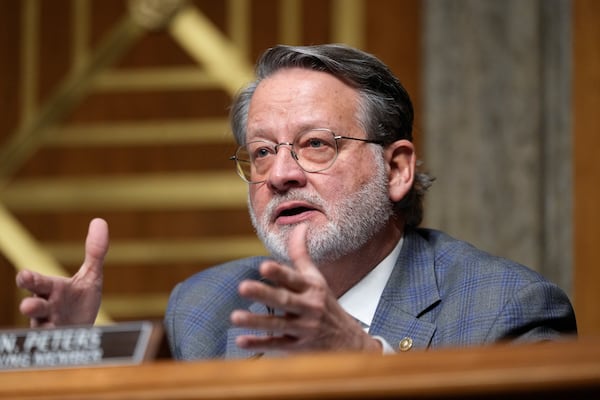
[370,229,440,350]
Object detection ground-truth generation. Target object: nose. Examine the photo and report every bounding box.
[266,146,307,192]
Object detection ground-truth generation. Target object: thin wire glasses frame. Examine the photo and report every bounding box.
[230,128,383,184]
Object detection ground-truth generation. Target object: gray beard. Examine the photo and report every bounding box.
[248,156,394,266]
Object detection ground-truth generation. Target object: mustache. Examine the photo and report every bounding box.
[264,190,326,221]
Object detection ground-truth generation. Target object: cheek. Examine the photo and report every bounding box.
[330,154,377,192]
[312,173,354,203]
[248,187,265,215]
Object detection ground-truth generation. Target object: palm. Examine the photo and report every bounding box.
[16,218,108,327]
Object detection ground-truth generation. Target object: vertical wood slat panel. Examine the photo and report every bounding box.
[573,0,600,336]
[0,0,25,327]
[365,0,421,151]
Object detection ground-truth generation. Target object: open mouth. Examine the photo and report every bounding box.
[274,201,320,223]
[278,206,314,217]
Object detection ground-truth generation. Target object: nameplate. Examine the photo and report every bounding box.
[0,321,165,370]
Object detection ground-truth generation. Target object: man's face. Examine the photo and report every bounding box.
[246,68,394,265]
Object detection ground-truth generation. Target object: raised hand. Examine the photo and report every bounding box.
[231,223,382,354]
[15,218,109,328]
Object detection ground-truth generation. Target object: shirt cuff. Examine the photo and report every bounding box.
[372,335,396,354]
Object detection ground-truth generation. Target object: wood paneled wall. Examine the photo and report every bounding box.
[573,0,600,336]
[0,0,420,326]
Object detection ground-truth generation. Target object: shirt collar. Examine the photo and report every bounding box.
[338,237,404,328]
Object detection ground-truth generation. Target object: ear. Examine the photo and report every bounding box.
[384,139,415,202]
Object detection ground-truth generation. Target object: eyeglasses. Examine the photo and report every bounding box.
[230,128,383,184]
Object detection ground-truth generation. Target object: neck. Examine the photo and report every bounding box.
[319,221,404,298]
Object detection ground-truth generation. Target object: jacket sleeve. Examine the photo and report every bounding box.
[164,281,184,359]
[483,280,577,343]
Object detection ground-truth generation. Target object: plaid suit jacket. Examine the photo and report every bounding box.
[164,228,577,360]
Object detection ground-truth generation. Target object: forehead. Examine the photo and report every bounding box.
[247,68,360,134]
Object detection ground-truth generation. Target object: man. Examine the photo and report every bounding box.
[16,44,577,360]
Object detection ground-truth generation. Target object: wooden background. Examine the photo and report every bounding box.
[0,0,421,325]
[1,0,598,337]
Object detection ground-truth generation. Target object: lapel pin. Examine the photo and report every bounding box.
[398,337,413,352]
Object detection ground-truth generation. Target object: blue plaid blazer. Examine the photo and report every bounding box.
[164,228,577,360]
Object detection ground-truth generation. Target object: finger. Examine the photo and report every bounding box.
[78,218,109,280]
[288,224,319,277]
[231,309,308,337]
[230,310,273,338]
[235,334,296,350]
[238,280,304,314]
[259,260,309,293]
[230,309,276,328]
[15,269,54,298]
[19,297,51,320]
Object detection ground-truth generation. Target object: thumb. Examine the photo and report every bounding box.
[78,218,109,280]
[288,223,317,276]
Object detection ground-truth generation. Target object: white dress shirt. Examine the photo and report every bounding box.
[337,237,404,354]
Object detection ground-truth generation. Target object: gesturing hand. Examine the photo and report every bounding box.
[15,218,109,328]
[231,223,382,354]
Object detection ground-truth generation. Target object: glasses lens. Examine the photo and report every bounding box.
[294,129,338,172]
[233,130,339,183]
[234,147,254,182]
[236,141,276,183]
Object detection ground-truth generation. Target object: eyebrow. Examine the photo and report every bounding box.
[247,125,336,141]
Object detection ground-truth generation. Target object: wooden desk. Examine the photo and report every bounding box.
[1,338,599,399]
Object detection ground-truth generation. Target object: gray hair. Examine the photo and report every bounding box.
[230,44,433,227]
